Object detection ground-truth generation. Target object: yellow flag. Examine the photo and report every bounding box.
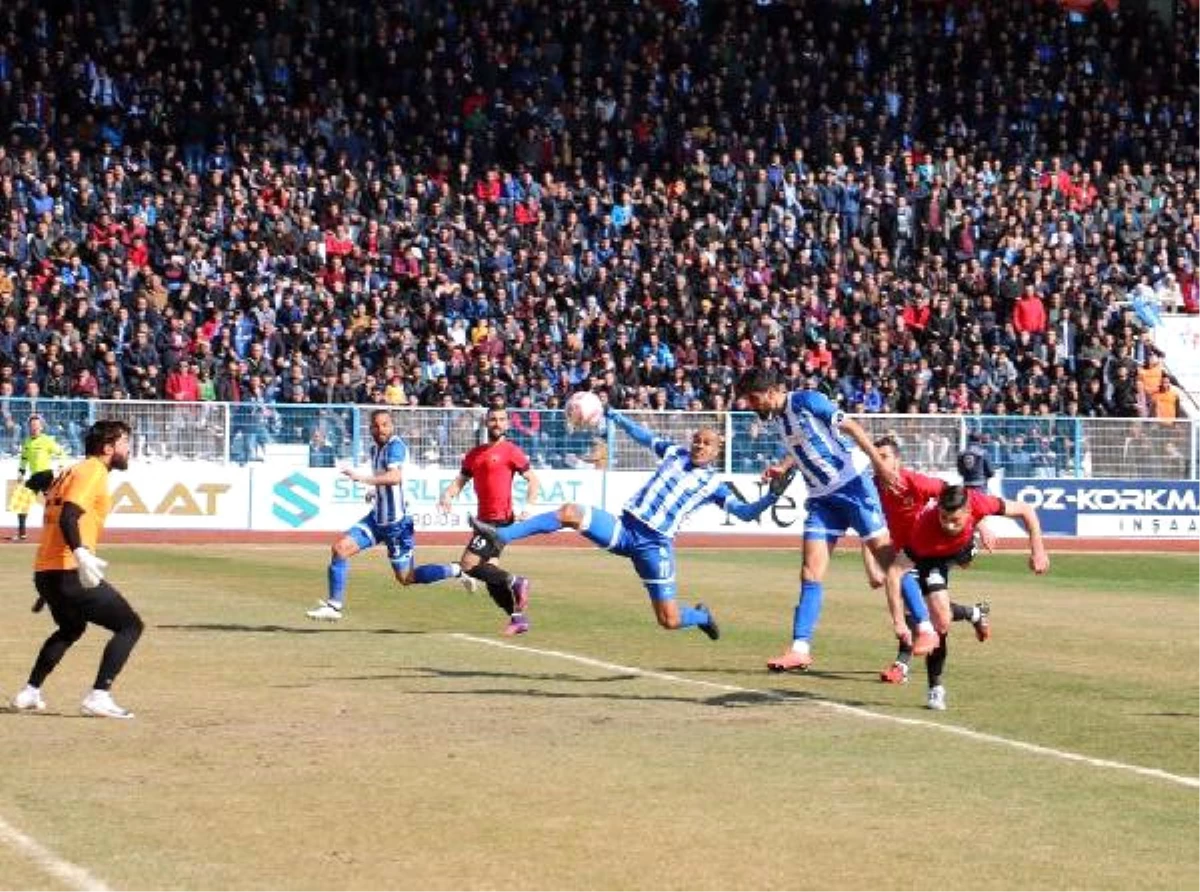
[7,482,35,514]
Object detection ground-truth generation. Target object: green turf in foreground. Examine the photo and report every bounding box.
[0,546,1195,890]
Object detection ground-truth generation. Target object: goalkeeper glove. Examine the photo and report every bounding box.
[767,465,798,498]
[73,547,108,589]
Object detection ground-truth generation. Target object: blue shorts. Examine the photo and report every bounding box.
[579,508,676,602]
[804,475,887,543]
[347,513,415,572]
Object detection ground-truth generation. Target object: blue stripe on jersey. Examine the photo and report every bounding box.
[371,435,409,525]
[623,445,726,538]
[775,390,861,498]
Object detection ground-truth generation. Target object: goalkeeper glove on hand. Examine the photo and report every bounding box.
[73,547,108,589]
[767,465,797,498]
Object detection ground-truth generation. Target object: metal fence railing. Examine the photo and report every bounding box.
[0,398,1195,480]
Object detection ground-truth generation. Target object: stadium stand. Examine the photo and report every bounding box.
[0,0,1196,451]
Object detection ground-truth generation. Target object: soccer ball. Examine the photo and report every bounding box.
[566,390,604,429]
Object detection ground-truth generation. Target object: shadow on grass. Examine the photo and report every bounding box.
[325,665,880,709]
[157,623,420,636]
[663,664,883,683]
[1135,710,1200,719]
[330,667,642,684]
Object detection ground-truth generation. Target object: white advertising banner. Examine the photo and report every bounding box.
[251,466,606,533]
[1,459,252,530]
[4,456,1193,540]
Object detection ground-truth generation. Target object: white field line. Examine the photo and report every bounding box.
[0,814,109,891]
[451,633,1200,790]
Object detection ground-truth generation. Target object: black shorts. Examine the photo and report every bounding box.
[24,470,54,494]
[465,518,514,561]
[904,552,954,596]
[34,570,141,636]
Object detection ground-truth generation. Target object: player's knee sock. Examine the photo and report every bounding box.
[950,602,973,622]
[467,564,517,613]
[95,614,144,690]
[468,562,512,588]
[485,581,516,614]
[676,603,709,629]
[412,563,457,584]
[17,513,26,535]
[327,556,348,605]
[791,580,823,646]
[896,615,915,665]
[29,628,78,687]
[900,572,930,624]
[926,633,948,688]
[498,510,562,544]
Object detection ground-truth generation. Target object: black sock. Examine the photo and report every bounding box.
[926,632,948,688]
[895,614,915,665]
[17,514,26,536]
[950,602,972,622]
[467,564,516,614]
[94,618,144,690]
[29,629,77,687]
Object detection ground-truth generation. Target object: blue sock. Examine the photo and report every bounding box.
[792,580,823,641]
[327,557,348,605]
[413,563,456,585]
[900,572,930,623]
[498,510,563,544]
[676,604,709,629]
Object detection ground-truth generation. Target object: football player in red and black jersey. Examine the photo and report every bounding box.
[874,435,997,686]
[886,482,1049,710]
[437,406,539,636]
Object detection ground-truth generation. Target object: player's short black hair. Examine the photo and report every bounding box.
[874,433,902,452]
[938,484,969,513]
[736,368,779,396]
[84,420,130,456]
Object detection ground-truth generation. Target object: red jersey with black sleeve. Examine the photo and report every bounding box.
[461,439,530,523]
[878,468,945,550]
[907,490,1006,560]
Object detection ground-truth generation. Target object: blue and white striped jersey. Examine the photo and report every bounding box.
[623,440,736,538]
[772,389,868,499]
[370,435,409,525]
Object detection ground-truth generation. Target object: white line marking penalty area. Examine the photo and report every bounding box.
[451,633,1200,791]
[0,813,110,891]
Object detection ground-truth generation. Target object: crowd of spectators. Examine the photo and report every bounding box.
[0,0,1198,464]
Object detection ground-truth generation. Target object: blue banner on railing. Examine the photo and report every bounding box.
[1003,478,1200,539]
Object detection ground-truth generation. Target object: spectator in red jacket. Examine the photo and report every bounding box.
[1012,286,1048,337]
[901,292,932,333]
[1179,265,1199,314]
[165,360,201,402]
[514,196,541,226]
[474,169,502,205]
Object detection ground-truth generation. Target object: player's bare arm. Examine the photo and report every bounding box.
[975,517,998,552]
[437,473,470,513]
[519,468,541,520]
[840,417,898,491]
[1004,501,1050,574]
[342,466,403,487]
